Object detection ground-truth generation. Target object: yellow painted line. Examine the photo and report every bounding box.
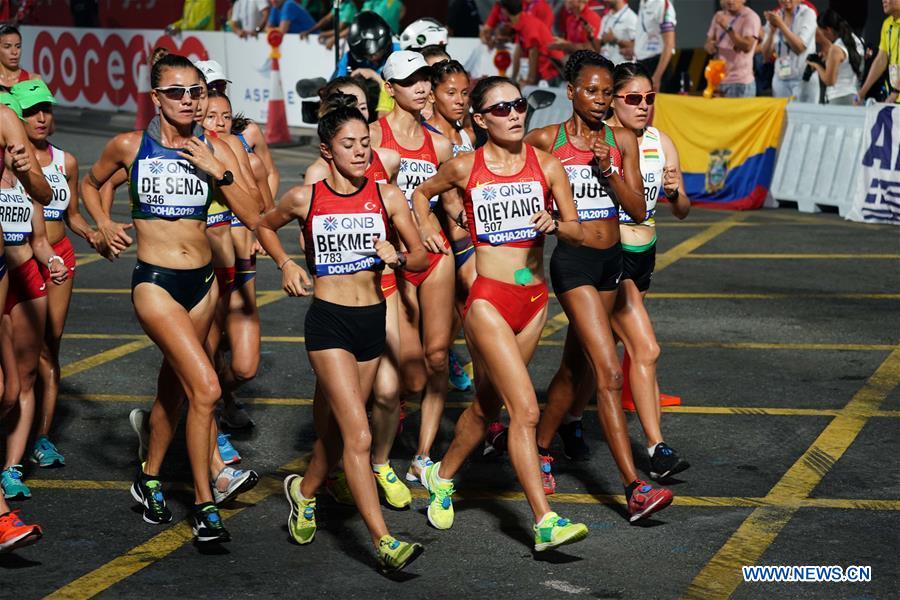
[61,339,155,379]
[64,333,147,340]
[683,348,900,600]
[654,213,749,272]
[685,253,900,260]
[665,341,897,352]
[647,292,900,300]
[47,456,309,600]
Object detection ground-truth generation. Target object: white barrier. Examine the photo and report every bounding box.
[770,103,867,216]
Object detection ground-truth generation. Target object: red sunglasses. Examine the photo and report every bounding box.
[615,92,656,106]
[478,97,528,117]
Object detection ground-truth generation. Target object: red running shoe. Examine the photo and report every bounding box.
[540,454,556,495]
[627,480,673,522]
[0,511,42,553]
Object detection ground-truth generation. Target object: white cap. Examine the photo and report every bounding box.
[382,50,431,82]
[193,59,230,84]
[399,18,449,50]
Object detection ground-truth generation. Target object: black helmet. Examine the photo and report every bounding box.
[347,11,393,62]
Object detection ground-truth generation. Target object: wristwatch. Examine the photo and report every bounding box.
[726,25,733,33]
[396,252,408,269]
[216,170,234,187]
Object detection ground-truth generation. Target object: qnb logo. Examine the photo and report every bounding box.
[32,30,208,106]
[148,161,164,175]
[482,187,497,201]
[322,216,338,231]
[399,161,409,173]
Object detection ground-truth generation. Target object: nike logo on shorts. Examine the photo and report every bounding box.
[205,273,214,283]
[530,294,543,303]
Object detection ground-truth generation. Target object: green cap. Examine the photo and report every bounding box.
[0,93,23,119]
[10,79,56,111]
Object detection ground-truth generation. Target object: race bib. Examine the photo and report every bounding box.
[777,57,794,80]
[890,64,900,91]
[311,212,387,276]
[471,181,544,245]
[0,187,32,244]
[136,158,209,218]
[397,158,437,209]
[564,165,617,221]
[42,167,70,221]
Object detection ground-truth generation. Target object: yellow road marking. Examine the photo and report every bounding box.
[61,339,155,379]
[685,253,900,260]
[654,213,749,272]
[683,348,900,600]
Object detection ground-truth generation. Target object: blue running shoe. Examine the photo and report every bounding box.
[448,351,473,392]
[217,432,241,465]
[1,466,31,500]
[31,436,65,468]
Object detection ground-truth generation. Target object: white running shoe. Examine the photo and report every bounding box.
[212,467,259,505]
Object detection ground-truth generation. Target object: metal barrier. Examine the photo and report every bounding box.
[771,103,867,216]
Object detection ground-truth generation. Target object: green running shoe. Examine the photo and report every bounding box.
[1,466,31,500]
[423,462,454,530]
[373,463,411,509]
[31,436,65,468]
[533,512,588,552]
[377,535,424,574]
[284,475,316,544]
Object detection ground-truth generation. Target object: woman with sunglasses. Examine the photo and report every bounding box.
[81,54,260,543]
[423,58,478,394]
[410,76,589,552]
[527,51,674,522]
[304,89,413,510]
[0,26,37,92]
[369,51,457,487]
[604,61,691,480]
[8,81,96,471]
[257,104,428,574]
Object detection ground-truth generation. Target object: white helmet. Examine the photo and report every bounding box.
[400,18,448,51]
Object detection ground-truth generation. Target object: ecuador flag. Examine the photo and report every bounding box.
[654,94,789,210]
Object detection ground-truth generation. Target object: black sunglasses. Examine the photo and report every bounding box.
[478,97,527,117]
[154,85,205,101]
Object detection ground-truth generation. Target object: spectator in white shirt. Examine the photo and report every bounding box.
[634,0,677,91]
[599,0,637,64]
[761,0,818,102]
[230,0,270,37]
[704,0,761,97]
[808,8,864,105]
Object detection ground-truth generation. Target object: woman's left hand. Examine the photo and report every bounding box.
[662,165,679,198]
[178,137,225,180]
[374,238,401,268]
[531,210,558,234]
[48,259,68,285]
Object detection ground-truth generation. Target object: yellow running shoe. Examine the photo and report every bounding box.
[533,512,588,552]
[325,470,354,505]
[423,462,454,530]
[373,463,411,509]
[377,535,424,574]
[283,475,316,545]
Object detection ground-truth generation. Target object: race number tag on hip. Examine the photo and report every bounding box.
[42,168,70,220]
[136,158,209,218]
[471,181,544,245]
[398,158,438,209]
[564,165,617,221]
[777,57,794,79]
[890,64,900,91]
[311,212,387,276]
[0,187,33,244]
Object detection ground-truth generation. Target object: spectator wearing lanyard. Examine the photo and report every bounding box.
[807,9,864,105]
[301,0,360,49]
[267,0,317,34]
[480,0,554,47]
[229,0,270,37]
[502,0,564,85]
[859,0,900,103]
[550,0,602,56]
[167,0,215,33]
[761,0,818,103]
[361,0,405,34]
[599,0,638,64]
[634,0,677,92]
[704,0,761,98]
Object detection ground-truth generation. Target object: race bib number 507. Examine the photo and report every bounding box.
[471,181,545,245]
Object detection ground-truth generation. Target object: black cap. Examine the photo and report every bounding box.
[348,11,393,62]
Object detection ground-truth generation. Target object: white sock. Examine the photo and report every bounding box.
[648,443,661,457]
[371,462,387,472]
[563,413,582,425]
[432,462,451,484]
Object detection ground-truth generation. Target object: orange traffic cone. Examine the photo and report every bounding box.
[620,350,681,412]
[265,30,291,146]
[134,62,156,130]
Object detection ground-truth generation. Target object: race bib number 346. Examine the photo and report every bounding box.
[471,181,544,245]
[137,159,209,218]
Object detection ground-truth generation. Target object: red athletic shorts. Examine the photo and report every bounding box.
[463,276,548,334]
[38,236,77,281]
[381,271,397,298]
[4,258,48,315]
[214,265,236,298]
[399,230,450,287]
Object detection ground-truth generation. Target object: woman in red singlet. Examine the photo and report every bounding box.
[0,26,36,91]
[410,75,589,553]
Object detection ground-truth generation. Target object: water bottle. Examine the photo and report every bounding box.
[679,72,690,95]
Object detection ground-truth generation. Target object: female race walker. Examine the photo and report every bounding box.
[528,51,673,521]
[81,54,260,543]
[411,76,589,552]
[305,86,412,509]
[605,61,691,480]
[256,104,428,573]
[369,51,456,484]
[10,80,96,468]
[0,26,37,91]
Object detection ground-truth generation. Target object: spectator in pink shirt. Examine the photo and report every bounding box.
[705,0,762,97]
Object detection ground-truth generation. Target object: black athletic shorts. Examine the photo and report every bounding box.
[131,260,214,311]
[621,244,656,292]
[550,241,622,294]
[304,298,386,361]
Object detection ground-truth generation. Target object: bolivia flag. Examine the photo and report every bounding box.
[654,94,789,210]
